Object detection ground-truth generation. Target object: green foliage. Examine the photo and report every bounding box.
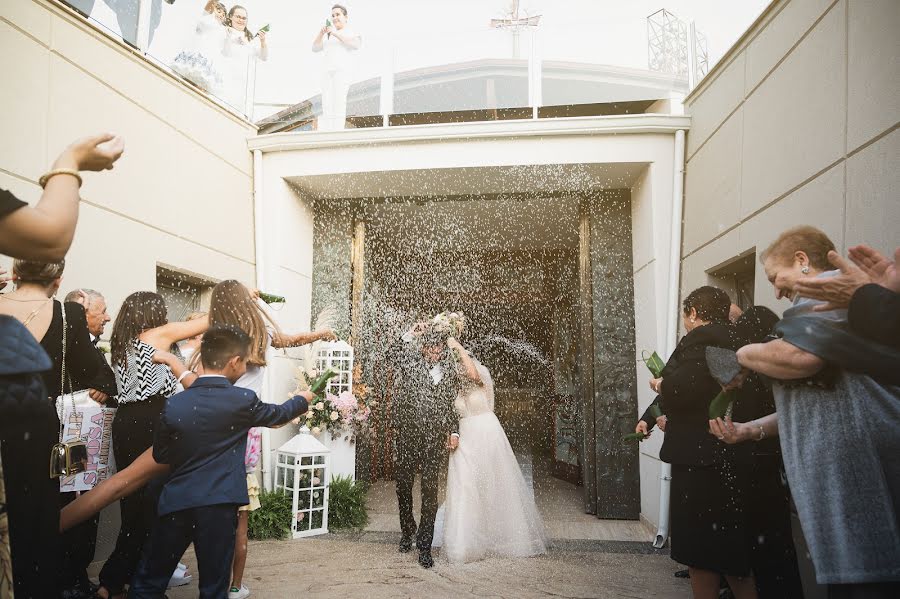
[248,491,293,540]
[327,475,369,531]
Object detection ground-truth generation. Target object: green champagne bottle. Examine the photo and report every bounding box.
[258,292,286,305]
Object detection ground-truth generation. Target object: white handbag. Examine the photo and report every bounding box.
[52,304,116,489]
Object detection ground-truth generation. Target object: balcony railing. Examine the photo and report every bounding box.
[58,1,704,129]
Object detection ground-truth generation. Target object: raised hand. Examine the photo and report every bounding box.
[849,245,900,294]
[317,328,338,342]
[795,250,870,311]
[57,133,125,172]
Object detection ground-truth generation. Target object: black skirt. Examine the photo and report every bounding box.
[670,461,752,577]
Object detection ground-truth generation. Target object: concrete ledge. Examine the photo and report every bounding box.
[248,114,693,154]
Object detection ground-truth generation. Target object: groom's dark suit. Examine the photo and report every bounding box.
[391,336,459,553]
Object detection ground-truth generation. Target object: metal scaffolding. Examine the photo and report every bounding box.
[647,8,709,85]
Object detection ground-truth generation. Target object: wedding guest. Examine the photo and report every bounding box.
[652,286,757,599]
[171,0,227,94]
[96,293,208,599]
[129,326,312,599]
[0,259,116,599]
[795,245,900,350]
[220,5,268,112]
[0,133,122,261]
[312,4,361,130]
[722,226,900,598]
[59,287,117,599]
[198,280,334,599]
[729,307,804,599]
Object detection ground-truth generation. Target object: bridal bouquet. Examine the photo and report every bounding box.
[431,311,466,338]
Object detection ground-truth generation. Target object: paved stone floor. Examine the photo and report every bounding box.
[166,534,691,599]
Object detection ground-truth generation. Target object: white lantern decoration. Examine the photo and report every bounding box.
[315,340,353,395]
[314,340,357,481]
[275,426,330,538]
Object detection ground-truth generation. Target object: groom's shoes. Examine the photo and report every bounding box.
[418,550,434,569]
[399,535,414,553]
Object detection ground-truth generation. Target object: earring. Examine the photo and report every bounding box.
[690,316,696,323]
[801,266,810,274]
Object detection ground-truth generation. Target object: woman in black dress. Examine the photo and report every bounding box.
[730,307,804,598]
[652,286,757,599]
[0,259,116,599]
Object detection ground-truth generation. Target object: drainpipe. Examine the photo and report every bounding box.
[654,128,685,549]
[252,148,274,491]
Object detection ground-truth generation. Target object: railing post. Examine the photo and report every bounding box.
[529,29,542,119]
[135,0,152,51]
[380,45,395,127]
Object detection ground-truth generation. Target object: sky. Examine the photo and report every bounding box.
[89,0,771,113]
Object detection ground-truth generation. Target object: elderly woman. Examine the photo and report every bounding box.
[721,226,900,599]
[652,286,757,599]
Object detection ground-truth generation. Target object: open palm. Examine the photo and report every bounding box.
[849,245,900,294]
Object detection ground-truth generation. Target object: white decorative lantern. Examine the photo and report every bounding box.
[315,340,354,395]
[275,426,330,538]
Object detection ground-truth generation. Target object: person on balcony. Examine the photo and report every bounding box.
[312,4,361,131]
[221,5,269,113]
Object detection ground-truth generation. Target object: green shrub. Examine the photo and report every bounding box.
[327,475,369,531]
[248,490,293,540]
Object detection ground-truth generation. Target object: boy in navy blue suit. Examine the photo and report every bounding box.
[129,325,312,599]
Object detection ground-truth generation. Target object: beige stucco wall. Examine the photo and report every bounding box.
[1,0,258,312]
[682,0,899,313]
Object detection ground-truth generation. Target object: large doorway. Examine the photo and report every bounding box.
[318,188,642,523]
[361,196,581,487]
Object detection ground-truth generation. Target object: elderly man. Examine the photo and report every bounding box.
[60,288,117,599]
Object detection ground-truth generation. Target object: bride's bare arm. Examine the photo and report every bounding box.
[448,337,482,385]
[59,448,170,532]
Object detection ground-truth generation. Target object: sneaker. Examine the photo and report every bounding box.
[167,567,193,588]
[228,584,251,599]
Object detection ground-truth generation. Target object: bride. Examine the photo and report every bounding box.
[442,336,548,563]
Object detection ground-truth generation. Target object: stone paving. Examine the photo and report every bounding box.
[167,533,692,599]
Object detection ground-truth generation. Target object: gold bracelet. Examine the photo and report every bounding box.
[39,169,82,189]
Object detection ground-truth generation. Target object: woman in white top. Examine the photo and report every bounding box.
[170,1,227,94]
[312,4,361,131]
[220,5,269,112]
[441,336,548,563]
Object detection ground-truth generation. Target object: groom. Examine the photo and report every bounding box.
[391,324,460,568]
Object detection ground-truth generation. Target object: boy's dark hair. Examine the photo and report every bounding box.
[200,325,251,370]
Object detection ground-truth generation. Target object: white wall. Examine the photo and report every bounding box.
[1,0,258,309]
[682,0,900,312]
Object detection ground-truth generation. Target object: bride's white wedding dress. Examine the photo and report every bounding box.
[442,358,548,563]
